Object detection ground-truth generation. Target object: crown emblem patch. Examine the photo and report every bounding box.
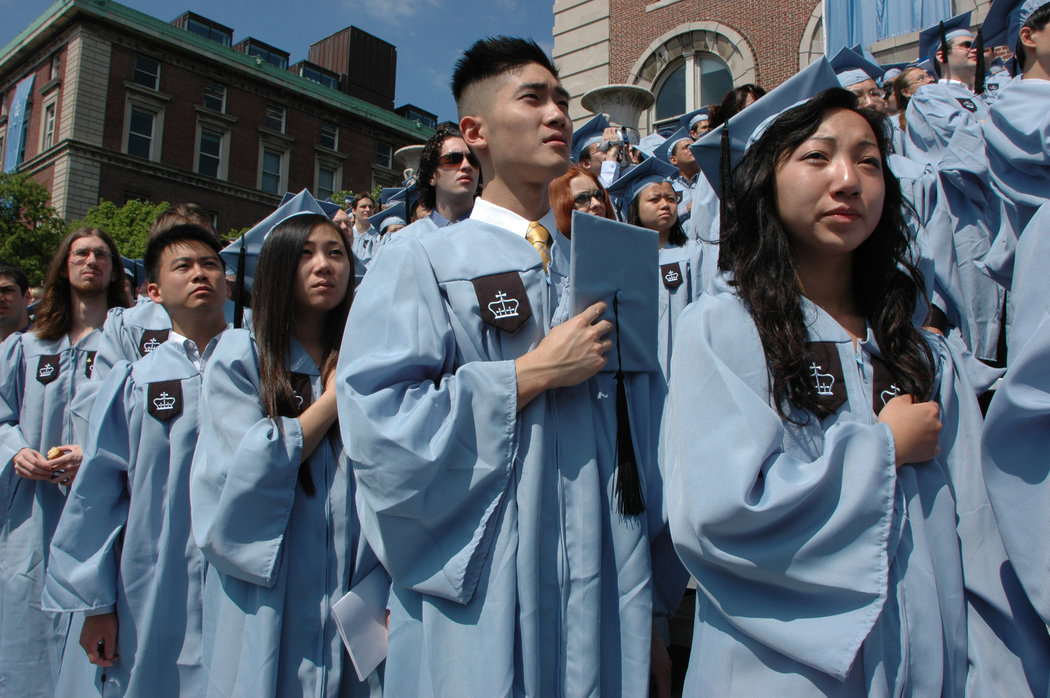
[36,355,61,385]
[85,351,97,379]
[807,342,847,412]
[472,271,533,333]
[147,380,182,422]
[660,262,683,290]
[290,373,313,415]
[139,329,170,357]
[871,355,903,416]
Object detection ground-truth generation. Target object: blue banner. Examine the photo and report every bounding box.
[4,74,35,173]
[824,0,953,58]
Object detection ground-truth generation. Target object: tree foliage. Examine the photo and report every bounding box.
[71,198,170,260]
[0,172,68,286]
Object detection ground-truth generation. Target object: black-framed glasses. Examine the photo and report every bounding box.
[438,151,480,169]
[572,190,604,208]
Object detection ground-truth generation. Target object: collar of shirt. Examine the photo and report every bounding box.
[428,210,451,228]
[937,78,973,92]
[167,327,228,371]
[470,197,557,240]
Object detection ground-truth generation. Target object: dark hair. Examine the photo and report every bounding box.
[252,213,352,495]
[417,123,474,211]
[351,194,374,211]
[150,203,214,237]
[625,182,687,247]
[34,228,130,341]
[548,164,615,236]
[144,224,224,283]
[452,36,559,108]
[0,261,29,294]
[709,84,767,129]
[720,88,934,420]
[1017,3,1050,70]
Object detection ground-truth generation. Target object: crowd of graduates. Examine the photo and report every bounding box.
[1,0,1049,695]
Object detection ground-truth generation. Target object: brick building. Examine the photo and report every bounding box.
[553,0,993,132]
[0,0,434,232]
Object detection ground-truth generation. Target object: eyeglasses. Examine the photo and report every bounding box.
[437,151,480,169]
[69,248,112,264]
[572,190,605,208]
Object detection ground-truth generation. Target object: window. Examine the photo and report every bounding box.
[375,141,392,169]
[186,18,232,46]
[652,54,733,129]
[133,56,160,90]
[126,106,155,159]
[300,64,340,90]
[197,128,223,178]
[247,44,288,70]
[203,82,226,112]
[264,104,285,133]
[317,164,337,200]
[41,102,56,150]
[320,123,338,150]
[260,147,284,194]
[49,53,61,81]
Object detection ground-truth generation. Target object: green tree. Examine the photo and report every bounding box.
[0,172,67,286]
[72,198,170,260]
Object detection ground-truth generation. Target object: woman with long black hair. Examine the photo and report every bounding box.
[191,213,383,697]
[662,89,1047,695]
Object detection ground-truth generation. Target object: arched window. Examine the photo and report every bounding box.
[653,53,733,130]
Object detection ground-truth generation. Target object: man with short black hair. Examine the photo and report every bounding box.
[0,261,32,342]
[338,36,673,696]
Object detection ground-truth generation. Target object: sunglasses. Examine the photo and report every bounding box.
[438,151,480,169]
[572,190,605,208]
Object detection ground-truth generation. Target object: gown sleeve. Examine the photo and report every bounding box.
[43,361,135,613]
[336,238,520,605]
[190,330,302,587]
[661,294,898,680]
[0,334,30,473]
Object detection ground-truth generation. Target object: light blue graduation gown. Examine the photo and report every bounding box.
[982,307,1050,628]
[662,292,1048,696]
[393,214,439,240]
[351,226,382,267]
[981,77,1050,287]
[1004,203,1050,358]
[191,329,382,698]
[684,171,719,244]
[671,172,697,226]
[0,329,99,697]
[904,81,988,165]
[337,219,676,696]
[43,338,214,696]
[657,240,705,380]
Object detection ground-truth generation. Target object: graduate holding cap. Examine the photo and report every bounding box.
[191,211,384,697]
[662,88,1048,695]
[337,36,678,696]
[44,223,229,696]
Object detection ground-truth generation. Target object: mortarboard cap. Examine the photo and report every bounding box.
[280,191,342,220]
[604,156,678,220]
[652,127,693,165]
[830,46,886,88]
[369,202,407,234]
[982,0,1047,50]
[689,58,840,193]
[571,113,611,163]
[679,106,711,132]
[220,189,328,293]
[568,210,659,515]
[380,187,404,206]
[919,12,974,63]
[636,132,667,157]
[120,256,145,286]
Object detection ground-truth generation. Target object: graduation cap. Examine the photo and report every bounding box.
[679,106,711,132]
[689,57,840,195]
[368,202,407,234]
[220,189,328,326]
[919,11,974,64]
[636,132,667,157]
[830,47,886,88]
[571,113,611,163]
[568,210,659,516]
[983,0,1046,50]
[652,127,693,165]
[880,61,910,83]
[604,156,679,220]
[380,187,405,206]
[120,256,145,288]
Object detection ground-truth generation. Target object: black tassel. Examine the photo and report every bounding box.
[234,232,246,329]
[939,21,951,80]
[975,30,986,94]
[718,123,731,240]
[612,295,645,516]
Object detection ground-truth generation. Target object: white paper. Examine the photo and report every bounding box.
[331,567,389,681]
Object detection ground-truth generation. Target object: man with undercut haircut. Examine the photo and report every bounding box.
[337,36,677,697]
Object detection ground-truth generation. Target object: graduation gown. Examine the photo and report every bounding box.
[44,339,211,696]
[337,218,675,696]
[903,81,987,165]
[350,226,382,267]
[0,330,99,697]
[191,330,382,698]
[657,240,705,379]
[662,292,1048,696]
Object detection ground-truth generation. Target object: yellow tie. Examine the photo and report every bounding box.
[525,221,551,272]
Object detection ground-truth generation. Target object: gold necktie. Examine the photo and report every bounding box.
[525,221,551,272]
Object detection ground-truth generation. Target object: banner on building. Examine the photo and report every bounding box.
[4,74,36,173]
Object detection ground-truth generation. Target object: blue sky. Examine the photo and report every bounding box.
[1,0,556,124]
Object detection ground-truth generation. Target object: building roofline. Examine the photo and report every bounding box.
[0,0,432,140]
